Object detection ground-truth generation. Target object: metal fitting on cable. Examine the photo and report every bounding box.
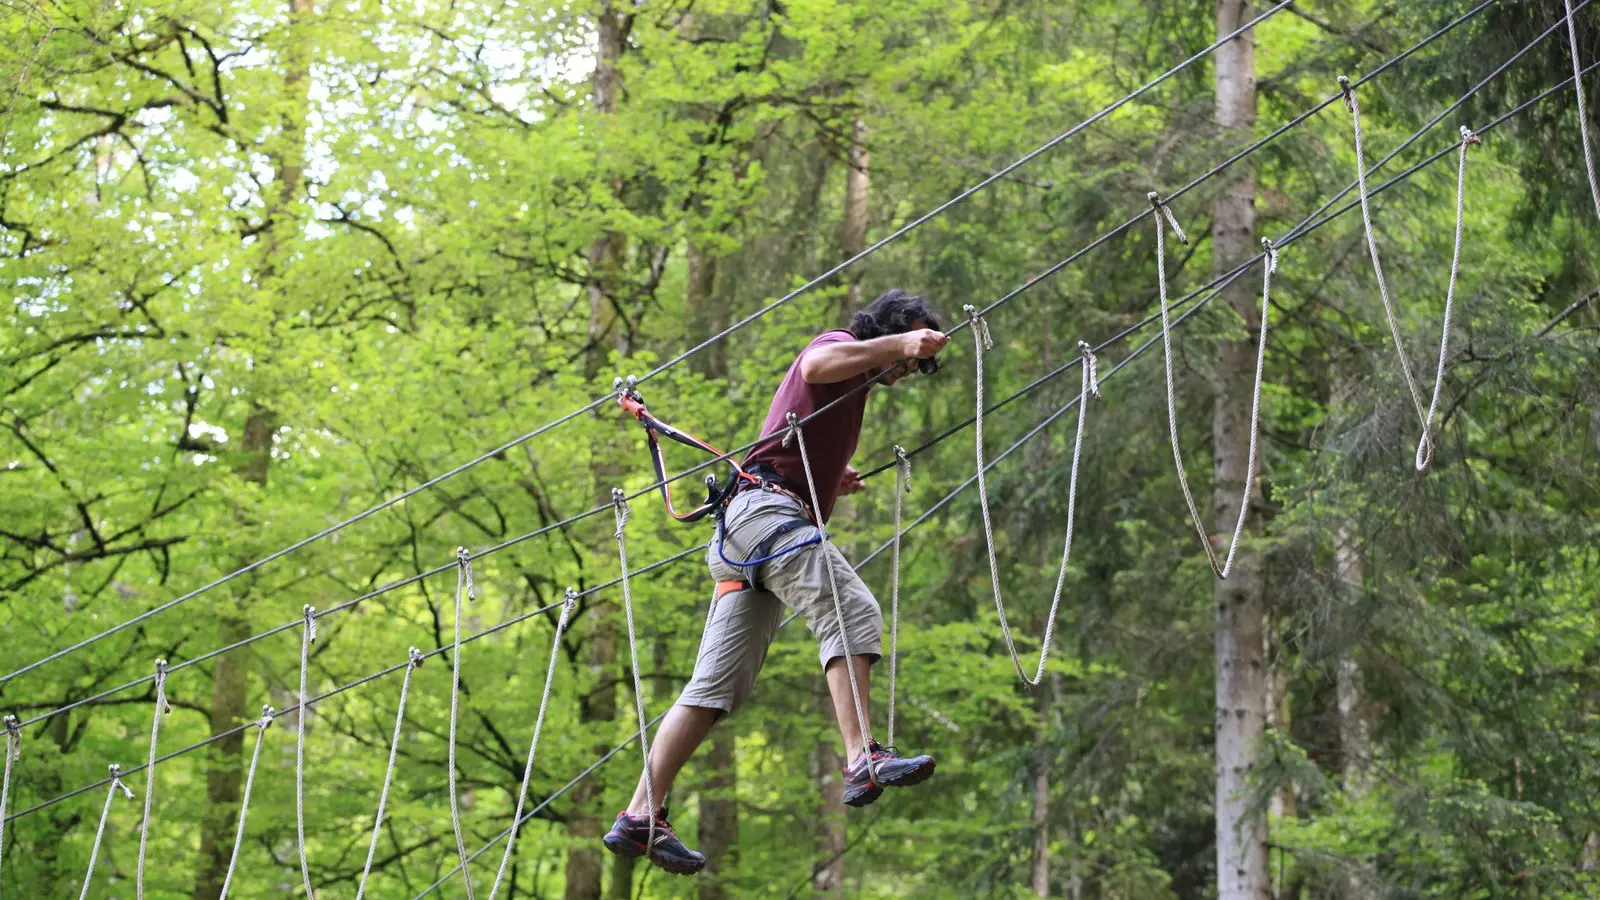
[893,445,911,489]
[560,587,580,628]
[611,488,630,535]
[1147,192,1189,245]
[257,705,276,731]
[455,547,475,601]
[1461,125,1481,147]
[1337,74,1354,111]
[4,714,19,761]
[303,605,318,643]
[153,658,172,714]
[109,764,135,800]
[407,648,425,670]
[963,305,994,350]
[1078,341,1101,400]
[782,410,801,449]
[1262,237,1279,274]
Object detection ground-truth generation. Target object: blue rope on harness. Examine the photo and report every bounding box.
[714,519,821,571]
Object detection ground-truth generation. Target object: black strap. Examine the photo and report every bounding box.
[743,519,816,592]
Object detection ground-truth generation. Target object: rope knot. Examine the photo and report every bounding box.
[611,488,630,536]
[4,714,19,761]
[1337,74,1355,111]
[258,705,276,730]
[1460,125,1480,147]
[456,547,475,601]
[153,658,172,714]
[407,648,425,670]
[782,411,803,450]
[1148,193,1189,245]
[892,445,911,489]
[1078,341,1102,400]
[303,605,318,643]
[109,764,135,800]
[962,305,994,350]
[1262,237,1279,274]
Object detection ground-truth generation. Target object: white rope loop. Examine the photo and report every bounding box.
[1213,239,1278,580]
[786,412,878,775]
[886,446,910,749]
[611,490,659,847]
[296,605,318,900]
[136,658,172,900]
[356,651,425,900]
[488,589,578,900]
[1149,193,1225,578]
[1415,127,1480,472]
[447,549,478,900]
[1148,190,1190,245]
[218,706,274,900]
[79,764,135,900]
[964,306,1098,686]
[1338,74,1433,445]
[0,714,18,897]
[1565,0,1600,225]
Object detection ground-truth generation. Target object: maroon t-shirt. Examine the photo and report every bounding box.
[743,330,869,522]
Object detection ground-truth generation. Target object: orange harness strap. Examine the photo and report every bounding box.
[714,580,749,601]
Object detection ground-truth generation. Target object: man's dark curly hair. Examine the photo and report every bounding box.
[848,289,942,341]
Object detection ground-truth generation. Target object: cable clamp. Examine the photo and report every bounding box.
[560,586,580,629]
[1460,125,1480,147]
[4,714,19,761]
[303,605,318,643]
[109,763,135,801]
[407,648,425,670]
[1147,192,1189,245]
[1337,74,1355,112]
[962,304,994,350]
[1262,237,1279,275]
[456,547,475,601]
[257,705,276,731]
[893,445,911,489]
[782,411,802,449]
[1078,341,1102,400]
[153,659,172,714]
[611,488,631,536]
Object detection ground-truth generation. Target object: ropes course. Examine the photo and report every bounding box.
[3,1,1598,895]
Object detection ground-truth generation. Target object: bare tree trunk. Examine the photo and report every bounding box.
[697,729,738,900]
[1030,676,1054,897]
[1266,631,1295,822]
[838,117,870,318]
[685,243,728,379]
[583,0,630,381]
[810,678,847,894]
[192,1,312,889]
[1212,3,1268,899]
[1335,523,1379,900]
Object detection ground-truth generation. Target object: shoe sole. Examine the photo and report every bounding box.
[842,782,883,808]
[603,832,705,875]
[882,757,937,789]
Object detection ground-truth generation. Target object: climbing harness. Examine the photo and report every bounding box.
[296,606,318,900]
[615,374,822,587]
[965,305,1100,685]
[218,706,274,900]
[447,550,478,900]
[1566,0,1600,224]
[357,651,425,900]
[136,658,172,900]
[611,491,659,846]
[489,590,577,900]
[1339,76,1478,471]
[79,764,134,900]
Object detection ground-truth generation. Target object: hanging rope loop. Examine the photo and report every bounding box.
[609,488,658,848]
[456,547,476,601]
[137,658,174,899]
[446,548,478,900]
[1563,0,1600,224]
[885,445,911,749]
[295,607,318,900]
[218,706,275,900]
[1078,341,1101,400]
[1148,192,1189,245]
[1414,123,1481,473]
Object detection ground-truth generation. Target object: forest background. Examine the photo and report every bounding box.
[2,0,1598,897]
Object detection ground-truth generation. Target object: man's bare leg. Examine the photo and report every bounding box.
[825,655,874,764]
[625,704,720,815]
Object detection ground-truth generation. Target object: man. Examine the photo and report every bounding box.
[602,289,951,875]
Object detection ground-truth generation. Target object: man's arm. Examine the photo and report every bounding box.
[799,329,949,384]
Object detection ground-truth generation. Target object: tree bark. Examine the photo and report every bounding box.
[685,243,728,379]
[583,0,630,381]
[1029,676,1054,897]
[697,728,738,900]
[838,117,871,318]
[810,677,847,894]
[1211,3,1268,899]
[1334,523,1378,900]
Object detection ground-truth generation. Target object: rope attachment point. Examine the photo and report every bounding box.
[1148,192,1189,245]
[109,763,135,801]
[963,304,994,350]
[4,714,18,761]
[456,547,476,601]
[611,487,630,535]
[257,704,275,730]
[303,605,318,643]
[1078,341,1101,400]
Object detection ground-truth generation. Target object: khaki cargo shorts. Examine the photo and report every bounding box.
[676,488,883,715]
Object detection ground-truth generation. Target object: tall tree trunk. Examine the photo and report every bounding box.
[192,1,312,890]
[1335,523,1378,900]
[583,0,630,381]
[1029,675,1054,897]
[1212,3,1268,898]
[838,117,870,319]
[697,729,738,900]
[810,678,847,894]
[685,243,729,379]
